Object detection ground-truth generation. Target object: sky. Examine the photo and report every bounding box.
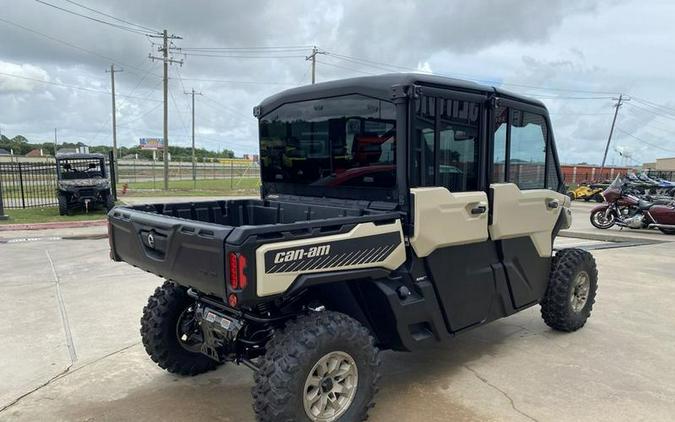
[1,0,675,165]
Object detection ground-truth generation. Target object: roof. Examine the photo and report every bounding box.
[56,152,105,160]
[0,148,10,155]
[25,148,43,157]
[257,73,546,115]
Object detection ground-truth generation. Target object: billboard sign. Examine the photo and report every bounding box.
[139,138,164,150]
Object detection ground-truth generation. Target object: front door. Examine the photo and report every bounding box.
[409,89,501,332]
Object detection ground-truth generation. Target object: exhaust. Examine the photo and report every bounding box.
[648,223,675,230]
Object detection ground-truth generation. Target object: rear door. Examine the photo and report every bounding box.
[488,101,567,308]
[409,88,499,332]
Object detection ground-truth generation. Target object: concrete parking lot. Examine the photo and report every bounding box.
[1,201,675,421]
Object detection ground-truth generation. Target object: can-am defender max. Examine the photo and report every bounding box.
[56,153,113,215]
[108,74,598,422]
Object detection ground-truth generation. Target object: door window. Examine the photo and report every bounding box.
[491,106,553,190]
[414,95,480,191]
[508,110,547,189]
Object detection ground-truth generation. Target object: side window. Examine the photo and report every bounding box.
[492,106,508,183]
[414,95,480,191]
[508,110,547,189]
[438,122,478,192]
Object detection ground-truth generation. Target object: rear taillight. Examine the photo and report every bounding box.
[228,252,248,290]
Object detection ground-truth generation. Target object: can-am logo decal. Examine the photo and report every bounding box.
[273,245,330,264]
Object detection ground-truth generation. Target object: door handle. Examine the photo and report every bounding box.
[471,205,487,215]
[547,199,560,209]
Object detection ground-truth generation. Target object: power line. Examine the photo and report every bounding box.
[200,94,251,119]
[631,96,675,118]
[316,59,378,76]
[0,17,159,77]
[181,52,307,59]
[61,0,160,33]
[624,102,675,123]
[615,127,675,155]
[181,45,312,51]
[34,0,152,35]
[324,50,622,96]
[176,76,293,86]
[0,71,162,101]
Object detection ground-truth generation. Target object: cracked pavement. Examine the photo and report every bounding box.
[1,203,675,421]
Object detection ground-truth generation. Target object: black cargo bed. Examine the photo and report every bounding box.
[108,197,399,299]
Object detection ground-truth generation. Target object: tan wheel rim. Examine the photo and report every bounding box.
[303,351,359,422]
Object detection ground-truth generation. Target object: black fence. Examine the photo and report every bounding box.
[0,152,116,209]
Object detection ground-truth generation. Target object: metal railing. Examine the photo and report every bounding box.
[0,153,117,209]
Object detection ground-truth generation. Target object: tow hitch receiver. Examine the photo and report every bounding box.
[196,305,243,362]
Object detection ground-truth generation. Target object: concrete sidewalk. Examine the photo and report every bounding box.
[1,233,675,421]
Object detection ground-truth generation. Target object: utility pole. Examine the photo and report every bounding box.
[149,29,183,190]
[599,94,630,176]
[306,46,325,84]
[54,128,58,157]
[106,64,123,183]
[185,88,202,189]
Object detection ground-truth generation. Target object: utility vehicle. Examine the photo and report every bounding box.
[56,152,113,215]
[108,74,598,422]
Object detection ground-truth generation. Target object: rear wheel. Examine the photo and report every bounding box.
[590,209,615,229]
[253,311,380,422]
[541,248,598,332]
[140,281,219,376]
[58,194,68,216]
[658,227,675,235]
[592,193,604,202]
[566,191,576,201]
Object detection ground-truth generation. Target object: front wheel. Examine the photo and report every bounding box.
[590,209,615,229]
[140,281,219,376]
[58,194,68,216]
[541,248,598,332]
[253,311,380,422]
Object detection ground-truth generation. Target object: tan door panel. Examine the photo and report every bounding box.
[489,183,568,257]
[410,187,489,258]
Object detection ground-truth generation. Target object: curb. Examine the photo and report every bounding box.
[559,229,667,244]
[0,219,107,232]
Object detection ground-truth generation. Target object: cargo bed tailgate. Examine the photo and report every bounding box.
[109,208,233,298]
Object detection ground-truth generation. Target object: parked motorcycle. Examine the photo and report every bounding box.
[566,183,604,202]
[590,176,675,234]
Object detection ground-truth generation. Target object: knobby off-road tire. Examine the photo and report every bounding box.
[58,194,68,216]
[140,281,219,376]
[105,194,115,211]
[541,248,598,332]
[253,311,381,422]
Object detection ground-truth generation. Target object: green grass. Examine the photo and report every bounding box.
[0,207,108,224]
[120,177,260,196]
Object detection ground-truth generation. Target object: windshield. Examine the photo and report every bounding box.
[58,158,105,180]
[607,175,624,191]
[259,95,396,189]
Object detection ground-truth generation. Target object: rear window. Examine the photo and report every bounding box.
[259,95,396,189]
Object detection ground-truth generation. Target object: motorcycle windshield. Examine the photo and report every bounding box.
[607,175,623,191]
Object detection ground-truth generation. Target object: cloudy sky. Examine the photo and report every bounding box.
[1,0,675,165]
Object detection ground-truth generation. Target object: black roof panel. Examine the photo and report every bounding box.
[257,73,545,115]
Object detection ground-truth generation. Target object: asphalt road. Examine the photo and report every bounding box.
[1,201,674,421]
